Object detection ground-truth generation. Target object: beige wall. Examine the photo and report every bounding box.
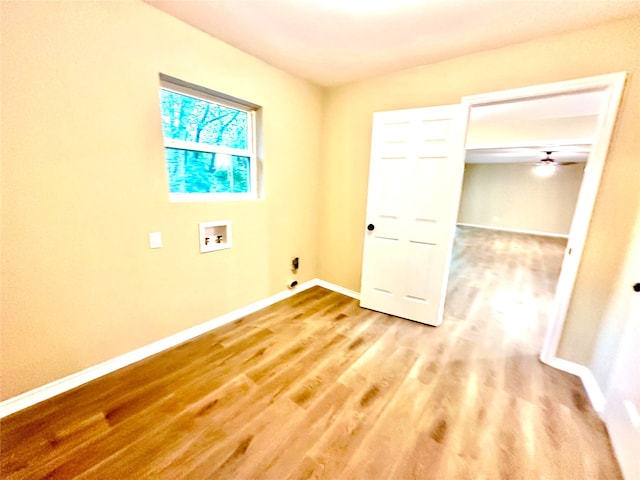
[318,16,640,375]
[0,1,323,399]
[458,163,584,235]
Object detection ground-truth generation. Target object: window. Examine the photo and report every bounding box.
[158,76,259,201]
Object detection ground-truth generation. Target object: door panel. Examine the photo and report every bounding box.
[419,118,451,138]
[372,158,407,217]
[366,238,401,294]
[412,158,449,223]
[360,104,468,326]
[405,242,438,299]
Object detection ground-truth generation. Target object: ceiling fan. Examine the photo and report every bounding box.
[530,151,579,176]
[535,151,579,167]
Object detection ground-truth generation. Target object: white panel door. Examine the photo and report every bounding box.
[360,105,468,326]
[604,212,640,480]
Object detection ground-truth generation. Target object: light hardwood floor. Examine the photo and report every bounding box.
[1,226,622,479]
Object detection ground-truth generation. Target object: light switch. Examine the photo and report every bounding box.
[149,232,162,249]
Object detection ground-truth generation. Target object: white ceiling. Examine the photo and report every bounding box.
[145,0,640,87]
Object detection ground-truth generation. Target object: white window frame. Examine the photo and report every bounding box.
[159,76,259,202]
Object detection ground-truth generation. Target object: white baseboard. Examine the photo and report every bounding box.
[0,278,361,418]
[315,279,361,300]
[457,223,569,239]
[542,356,606,414]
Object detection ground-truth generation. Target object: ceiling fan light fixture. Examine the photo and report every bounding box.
[534,163,557,177]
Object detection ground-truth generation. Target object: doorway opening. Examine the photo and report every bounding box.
[454,73,626,366]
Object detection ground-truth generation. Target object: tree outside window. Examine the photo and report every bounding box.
[158,81,258,200]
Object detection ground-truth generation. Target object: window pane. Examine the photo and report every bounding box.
[160,89,248,150]
[165,148,250,194]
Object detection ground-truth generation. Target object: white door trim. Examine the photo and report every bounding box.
[462,72,627,365]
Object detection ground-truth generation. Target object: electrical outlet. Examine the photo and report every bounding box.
[291,257,299,271]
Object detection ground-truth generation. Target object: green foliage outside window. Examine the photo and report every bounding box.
[159,88,253,195]
[164,149,250,194]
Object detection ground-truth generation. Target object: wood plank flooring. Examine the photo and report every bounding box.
[1,226,623,479]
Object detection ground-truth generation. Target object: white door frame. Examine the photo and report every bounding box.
[461,72,627,365]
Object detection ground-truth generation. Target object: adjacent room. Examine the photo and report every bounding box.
[2,1,639,478]
[446,90,597,323]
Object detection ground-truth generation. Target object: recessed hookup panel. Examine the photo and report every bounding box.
[199,221,232,253]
